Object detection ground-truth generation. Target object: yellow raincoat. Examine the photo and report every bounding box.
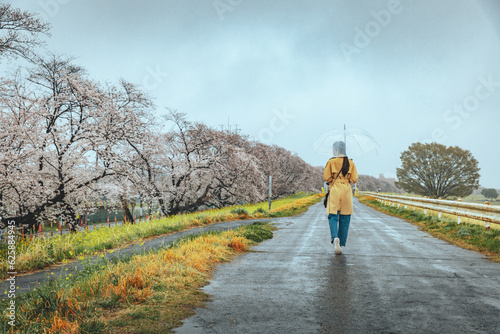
[323,157,358,215]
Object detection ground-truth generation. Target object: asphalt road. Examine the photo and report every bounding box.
[175,198,500,334]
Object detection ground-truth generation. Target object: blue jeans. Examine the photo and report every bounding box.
[328,212,351,247]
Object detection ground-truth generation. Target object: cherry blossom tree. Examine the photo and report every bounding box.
[124,110,265,216]
[0,54,323,232]
[0,55,155,231]
[247,142,322,198]
[202,129,265,208]
[0,3,50,61]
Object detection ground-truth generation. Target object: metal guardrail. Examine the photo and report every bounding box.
[361,192,500,228]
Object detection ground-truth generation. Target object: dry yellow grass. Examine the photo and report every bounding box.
[14,229,254,334]
[4,195,317,333]
[0,193,321,278]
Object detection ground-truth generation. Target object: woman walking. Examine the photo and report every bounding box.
[323,141,358,255]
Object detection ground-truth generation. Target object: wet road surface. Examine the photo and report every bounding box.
[175,199,500,334]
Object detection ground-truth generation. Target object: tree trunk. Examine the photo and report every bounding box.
[121,195,134,223]
[0,213,36,231]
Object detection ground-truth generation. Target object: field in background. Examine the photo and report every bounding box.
[463,194,500,206]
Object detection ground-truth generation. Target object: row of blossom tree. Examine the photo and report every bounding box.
[0,4,323,231]
[0,55,323,231]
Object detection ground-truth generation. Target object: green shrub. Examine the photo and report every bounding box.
[79,319,107,333]
[443,221,458,231]
[456,227,470,237]
[241,222,273,242]
[230,208,249,216]
[286,192,314,199]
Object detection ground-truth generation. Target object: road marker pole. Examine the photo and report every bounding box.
[268,175,272,211]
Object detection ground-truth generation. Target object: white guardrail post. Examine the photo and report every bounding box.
[484,202,490,231]
[361,192,500,229]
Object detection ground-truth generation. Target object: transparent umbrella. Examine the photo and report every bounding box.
[313,125,379,158]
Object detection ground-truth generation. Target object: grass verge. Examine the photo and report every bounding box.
[0,193,321,279]
[358,195,500,262]
[0,222,276,333]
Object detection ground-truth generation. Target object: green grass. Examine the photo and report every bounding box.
[1,191,312,333]
[358,195,500,261]
[240,221,274,242]
[0,223,276,334]
[0,192,321,278]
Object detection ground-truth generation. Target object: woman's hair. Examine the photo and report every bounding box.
[340,156,350,176]
[333,141,350,176]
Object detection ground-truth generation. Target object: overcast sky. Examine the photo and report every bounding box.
[6,0,500,188]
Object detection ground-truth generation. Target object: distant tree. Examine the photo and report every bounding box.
[481,188,498,201]
[247,143,321,198]
[356,175,378,192]
[0,4,50,61]
[395,143,480,198]
[357,174,401,193]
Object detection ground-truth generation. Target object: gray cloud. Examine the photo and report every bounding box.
[6,0,500,187]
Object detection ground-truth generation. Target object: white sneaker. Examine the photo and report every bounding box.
[334,238,342,255]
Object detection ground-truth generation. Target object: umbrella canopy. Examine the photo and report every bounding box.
[313,126,379,158]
